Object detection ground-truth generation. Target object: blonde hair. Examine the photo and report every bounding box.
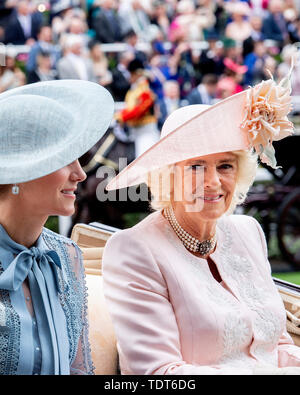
[148,150,258,215]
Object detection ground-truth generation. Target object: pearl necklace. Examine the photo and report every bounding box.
[164,206,217,255]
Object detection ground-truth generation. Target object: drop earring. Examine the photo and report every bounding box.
[12,184,19,195]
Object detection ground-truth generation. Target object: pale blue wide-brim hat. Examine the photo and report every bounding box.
[0,79,114,184]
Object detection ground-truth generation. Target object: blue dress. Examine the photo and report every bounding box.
[0,225,94,375]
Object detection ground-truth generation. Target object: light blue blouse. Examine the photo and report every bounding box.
[0,225,94,375]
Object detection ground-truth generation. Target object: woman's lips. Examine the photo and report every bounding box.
[198,194,223,202]
[61,189,76,198]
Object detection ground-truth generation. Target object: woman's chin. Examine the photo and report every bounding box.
[54,206,75,217]
[192,205,227,221]
[182,199,227,219]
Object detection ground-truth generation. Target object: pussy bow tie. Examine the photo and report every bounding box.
[0,246,62,292]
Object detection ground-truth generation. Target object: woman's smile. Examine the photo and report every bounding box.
[61,188,77,199]
[197,194,224,202]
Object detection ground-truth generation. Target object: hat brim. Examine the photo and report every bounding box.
[0,80,114,184]
[106,90,250,191]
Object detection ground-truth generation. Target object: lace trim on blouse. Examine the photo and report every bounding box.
[41,228,94,375]
[0,285,21,375]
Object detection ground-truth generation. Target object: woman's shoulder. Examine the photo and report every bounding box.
[103,211,166,262]
[219,214,267,254]
[41,227,81,261]
[42,227,85,279]
[42,226,77,247]
[220,213,264,236]
[102,212,169,282]
[107,211,164,243]
[220,213,260,228]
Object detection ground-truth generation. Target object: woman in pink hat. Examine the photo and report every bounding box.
[102,68,300,374]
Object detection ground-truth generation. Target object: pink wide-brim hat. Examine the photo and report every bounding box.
[107,92,249,190]
[106,74,294,191]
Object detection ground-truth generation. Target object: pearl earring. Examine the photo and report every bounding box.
[12,184,19,195]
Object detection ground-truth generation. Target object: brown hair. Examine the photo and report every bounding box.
[0,185,11,197]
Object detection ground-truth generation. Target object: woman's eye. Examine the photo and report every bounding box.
[188,164,235,171]
[218,164,234,170]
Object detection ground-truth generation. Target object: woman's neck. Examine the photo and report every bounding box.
[172,205,217,241]
[0,198,47,248]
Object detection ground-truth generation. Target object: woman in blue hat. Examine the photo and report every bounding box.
[0,79,114,375]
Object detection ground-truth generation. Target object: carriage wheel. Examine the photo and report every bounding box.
[277,188,300,269]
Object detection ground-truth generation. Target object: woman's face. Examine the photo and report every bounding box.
[19,160,86,217]
[172,152,238,222]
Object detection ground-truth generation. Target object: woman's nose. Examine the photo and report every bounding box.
[70,160,87,182]
[204,167,221,189]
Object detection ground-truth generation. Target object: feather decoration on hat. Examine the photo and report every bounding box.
[240,55,296,169]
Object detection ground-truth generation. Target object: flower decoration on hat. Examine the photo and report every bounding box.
[240,67,295,169]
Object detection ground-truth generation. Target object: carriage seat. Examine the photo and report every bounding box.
[71,222,300,375]
[71,223,119,375]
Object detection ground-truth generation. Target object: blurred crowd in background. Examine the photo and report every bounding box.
[0,0,300,147]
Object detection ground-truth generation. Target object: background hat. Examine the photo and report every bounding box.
[0,79,114,184]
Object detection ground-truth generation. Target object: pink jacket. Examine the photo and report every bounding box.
[102,211,300,374]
